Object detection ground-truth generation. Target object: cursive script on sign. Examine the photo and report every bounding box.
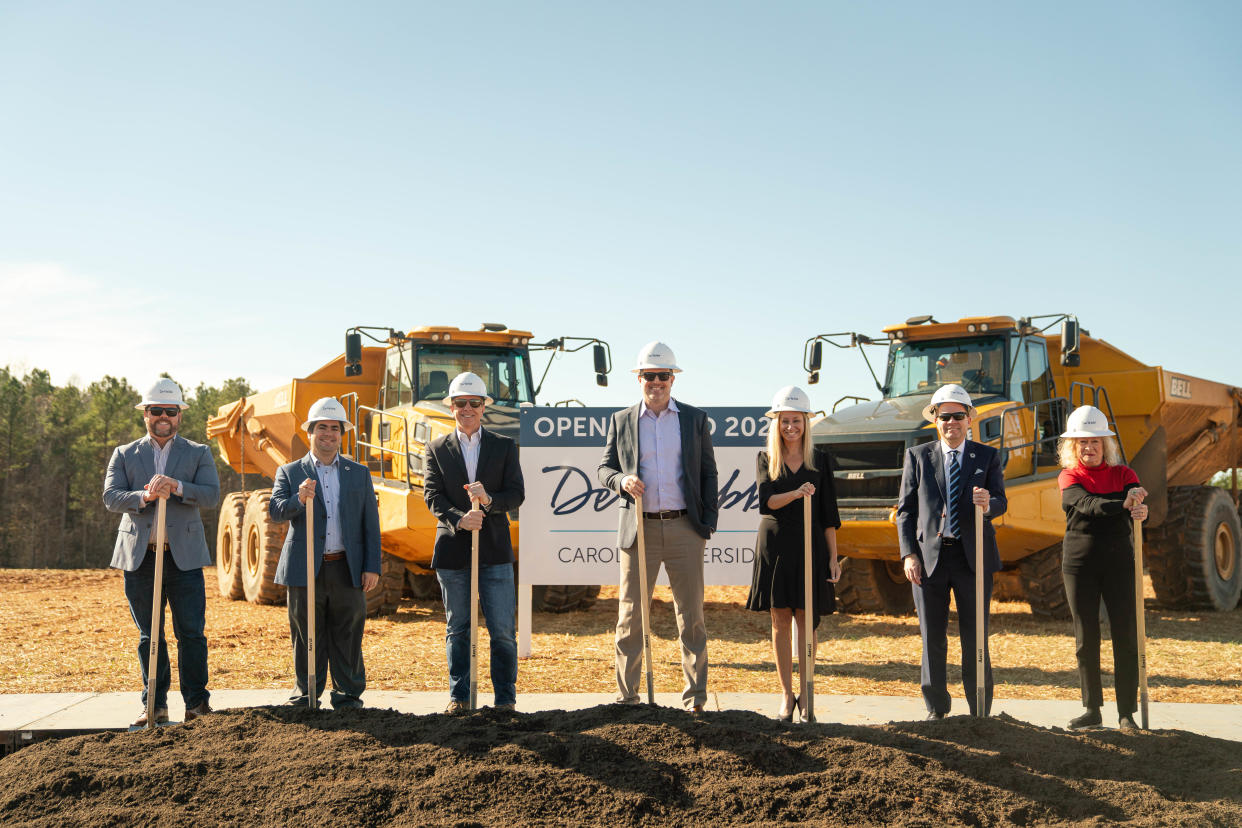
[543,464,759,515]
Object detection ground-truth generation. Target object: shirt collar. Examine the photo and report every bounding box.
[456,427,483,447]
[940,438,965,456]
[312,452,340,469]
[639,398,680,419]
[143,434,174,453]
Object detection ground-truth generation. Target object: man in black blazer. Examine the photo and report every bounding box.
[598,342,718,711]
[424,372,525,714]
[897,384,1007,718]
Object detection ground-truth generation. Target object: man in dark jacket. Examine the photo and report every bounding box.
[424,372,525,714]
[897,383,1007,718]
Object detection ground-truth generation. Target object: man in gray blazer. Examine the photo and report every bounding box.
[599,342,718,711]
[269,397,381,709]
[103,378,220,726]
[897,384,1007,718]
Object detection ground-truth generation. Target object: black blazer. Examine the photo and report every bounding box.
[424,428,525,570]
[896,440,1007,577]
[597,400,719,549]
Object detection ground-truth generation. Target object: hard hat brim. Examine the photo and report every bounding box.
[631,365,682,373]
[1060,427,1115,438]
[135,400,190,410]
[449,393,494,405]
[765,406,811,418]
[302,417,356,432]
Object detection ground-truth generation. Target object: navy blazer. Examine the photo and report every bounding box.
[269,453,382,588]
[598,400,719,549]
[424,428,525,570]
[103,435,220,571]
[896,440,1007,576]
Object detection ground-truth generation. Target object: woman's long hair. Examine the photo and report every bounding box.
[767,411,816,479]
[1057,435,1122,469]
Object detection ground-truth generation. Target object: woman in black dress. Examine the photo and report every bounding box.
[746,386,841,721]
[1058,405,1148,731]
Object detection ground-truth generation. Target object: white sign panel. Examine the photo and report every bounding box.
[518,406,769,586]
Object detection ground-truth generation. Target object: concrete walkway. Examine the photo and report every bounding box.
[3,690,1238,753]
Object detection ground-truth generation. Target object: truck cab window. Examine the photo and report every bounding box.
[886,336,1005,398]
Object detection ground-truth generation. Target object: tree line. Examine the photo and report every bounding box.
[0,368,263,569]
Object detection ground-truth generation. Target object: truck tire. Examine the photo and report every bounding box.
[215,492,247,600]
[365,551,406,617]
[1018,544,1071,620]
[1146,486,1242,611]
[532,584,601,613]
[406,569,442,601]
[835,557,914,614]
[241,490,287,605]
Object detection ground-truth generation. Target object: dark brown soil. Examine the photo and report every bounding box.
[2,705,1239,826]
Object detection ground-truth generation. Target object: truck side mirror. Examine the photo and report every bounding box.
[805,340,822,384]
[345,332,363,376]
[1060,320,1081,367]
[593,342,609,387]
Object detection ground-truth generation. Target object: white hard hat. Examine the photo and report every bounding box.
[301,397,355,432]
[766,385,812,418]
[922,384,976,423]
[135,378,189,410]
[631,341,682,373]
[446,372,494,405]
[1061,405,1115,438]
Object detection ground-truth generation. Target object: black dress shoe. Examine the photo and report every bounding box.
[1118,714,1140,732]
[1069,708,1102,730]
[926,712,946,721]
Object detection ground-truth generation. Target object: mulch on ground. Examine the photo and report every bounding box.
[2,704,1240,827]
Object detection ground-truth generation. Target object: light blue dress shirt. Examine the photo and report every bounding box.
[637,399,686,512]
[313,454,345,553]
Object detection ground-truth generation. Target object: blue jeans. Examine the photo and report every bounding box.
[122,548,210,709]
[437,563,517,705]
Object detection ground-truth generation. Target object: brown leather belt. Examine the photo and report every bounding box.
[323,552,346,562]
[146,544,171,553]
[642,509,687,520]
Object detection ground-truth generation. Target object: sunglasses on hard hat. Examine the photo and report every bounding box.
[639,371,673,382]
[937,412,968,422]
[146,406,181,417]
[452,399,483,409]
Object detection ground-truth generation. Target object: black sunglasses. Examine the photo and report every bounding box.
[452,399,483,409]
[639,371,673,382]
[146,406,181,417]
[937,412,968,422]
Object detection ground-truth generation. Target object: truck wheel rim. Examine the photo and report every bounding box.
[247,527,260,576]
[1215,522,1236,581]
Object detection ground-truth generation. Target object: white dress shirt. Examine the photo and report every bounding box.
[146,436,184,497]
[312,453,345,554]
[456,427,482,483]
[637,399,686,513]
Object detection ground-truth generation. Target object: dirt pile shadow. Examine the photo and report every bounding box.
[2,705,1239,826]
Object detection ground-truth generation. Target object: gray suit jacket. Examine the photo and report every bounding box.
[598,400,719,549]
[269,453,382,588]
[896,440,1007,577]
[103,435,221,571]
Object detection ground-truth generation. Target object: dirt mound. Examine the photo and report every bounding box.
[2,705,1239,826]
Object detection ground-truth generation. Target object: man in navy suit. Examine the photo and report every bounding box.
[424,372,525,714]
[104,378,220,726]
[897,384,1007,718]
[598,342,719,712]
[269,397,381,709]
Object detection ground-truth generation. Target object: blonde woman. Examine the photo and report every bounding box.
[745,386,842,721]
[1058,405,1148,731]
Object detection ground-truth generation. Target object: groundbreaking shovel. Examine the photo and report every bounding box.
[306,493,318,712]
[469,495,481,711]
[800,496,816,723]
[1134,517,1150,729]
[145,495,168,729]
[974,501,986,718]
[635,493,655,705]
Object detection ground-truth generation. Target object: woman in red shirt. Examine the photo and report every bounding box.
[1058,405,1148,731]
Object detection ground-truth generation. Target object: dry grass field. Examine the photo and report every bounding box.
[3,568,1239,705]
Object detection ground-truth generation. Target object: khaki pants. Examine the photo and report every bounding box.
[615,515,707,707]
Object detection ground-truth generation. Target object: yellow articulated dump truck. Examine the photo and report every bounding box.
[802,313,1242,617]
[206,324,612,616]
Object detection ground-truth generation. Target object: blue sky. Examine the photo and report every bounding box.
[2,2,1239,410]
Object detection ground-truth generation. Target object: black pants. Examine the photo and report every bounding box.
[1063,545,1138,714]
[286,558,368,705]
[911,540,993,716]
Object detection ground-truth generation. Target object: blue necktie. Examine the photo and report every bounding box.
[948,450,962,537]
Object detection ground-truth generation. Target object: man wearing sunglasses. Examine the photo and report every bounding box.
[896,383,1006,719]
[103,378,220,726]
[599,341,718,712]
[424,371,525,713]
